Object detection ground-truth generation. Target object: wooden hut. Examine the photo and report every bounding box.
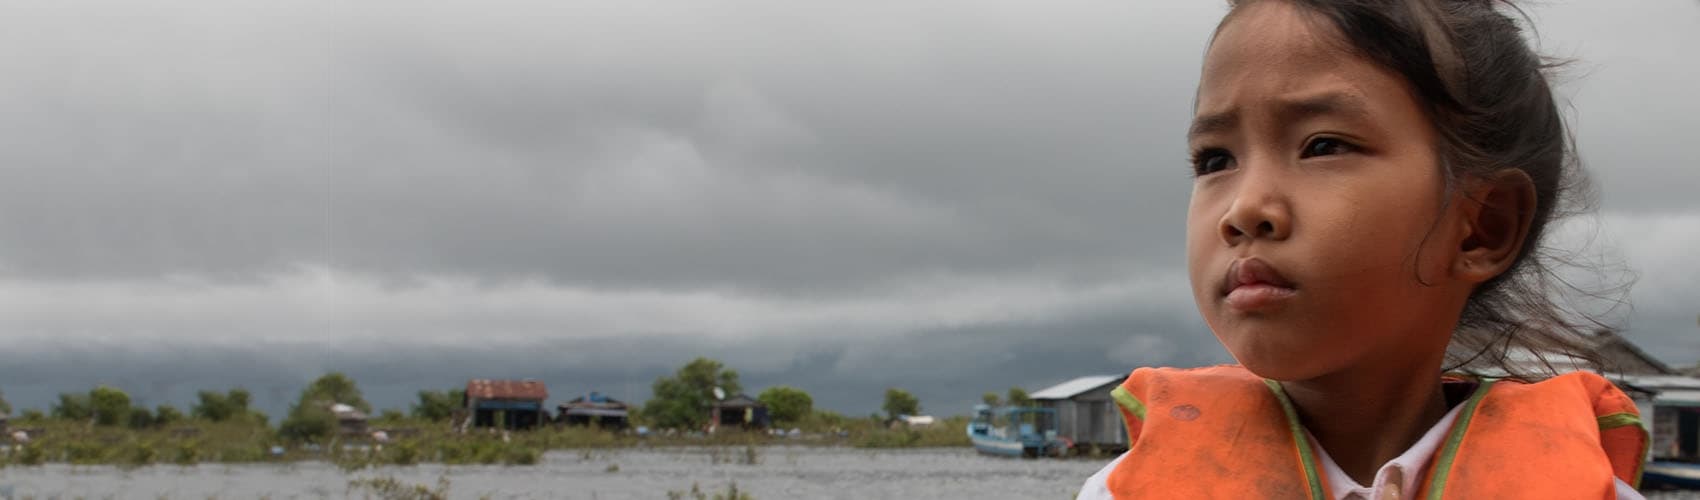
[709,394,769,431]
[465,379,549,431]
[1031,375,1128,451]
[558,391,630,429]
[1616,374,1700,462]
[331,403,369,436]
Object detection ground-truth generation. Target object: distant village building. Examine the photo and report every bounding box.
[1031,375,1129,450]
[899,415,936,428]
[709,394,770,431]
[331,403,369,436]
[1587,329,1677,375]
[464,379,549,431]
[1564,331,1699,462]
[558,391,630,429]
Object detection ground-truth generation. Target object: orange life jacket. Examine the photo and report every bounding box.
[1103,365,1647,499]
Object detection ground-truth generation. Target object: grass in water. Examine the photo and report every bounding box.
[667,482,754,500]
[346,475,451,500]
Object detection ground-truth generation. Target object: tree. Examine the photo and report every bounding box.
[279,404,334,442]
[1007,387,1033,407]
[643,357,742,429]
[229,388,251,412]
[757,386,813,425]
[127,405,156,429]
[411,388,466,422]
[89,386,132,426]
[155,405,185,426]
[882,388,920,420]
[192,388,254,422]
[280,372,370,442]
[297,373,370,412]
[52,392,91,421]
[982,392,1001,407]
[0,388,10,415]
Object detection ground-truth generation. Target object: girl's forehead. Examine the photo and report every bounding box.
[1195,2,1408,123]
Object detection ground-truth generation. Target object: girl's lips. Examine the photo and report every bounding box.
[1223,258,1297,311]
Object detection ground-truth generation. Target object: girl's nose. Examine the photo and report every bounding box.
[1218,177,1292,245]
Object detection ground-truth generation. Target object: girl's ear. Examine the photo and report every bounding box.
[1454,169,1537,283]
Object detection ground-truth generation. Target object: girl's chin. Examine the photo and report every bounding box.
[1218,337,1337,381]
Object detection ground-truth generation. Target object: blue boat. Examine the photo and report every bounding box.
[966,404,1068,458]
[1643,461,1700,490]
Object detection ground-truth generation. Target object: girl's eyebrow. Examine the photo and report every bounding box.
[1188,91,1373,141]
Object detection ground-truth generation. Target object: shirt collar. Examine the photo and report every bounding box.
[1308,401,1466,500]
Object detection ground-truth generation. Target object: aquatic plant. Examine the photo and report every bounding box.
[667,482,754,500]
[346,475,450,500]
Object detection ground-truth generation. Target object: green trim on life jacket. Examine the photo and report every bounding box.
[1596,412,1641,431]
[1426,377,1496,500]
[1597,412,1650,488]
[1110,385,1146,421]
[1264,379,1327,500]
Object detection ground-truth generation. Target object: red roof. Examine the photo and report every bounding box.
[466,379,548,401]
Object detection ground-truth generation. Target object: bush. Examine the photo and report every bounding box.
[89,386,132,427]
[16,442,46,465]
[279,404,335,443]
[174,441,202,466]
[503,446,541,465]
[756,387,813,426]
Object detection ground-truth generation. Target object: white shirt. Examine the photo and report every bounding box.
[1075,403,1645,500]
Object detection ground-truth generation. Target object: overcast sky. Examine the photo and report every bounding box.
[0,0,1696,419]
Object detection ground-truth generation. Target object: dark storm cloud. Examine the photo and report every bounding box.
[0,0,1694,413]
[0,293,1225,418]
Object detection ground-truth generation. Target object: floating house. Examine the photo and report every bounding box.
[331,403,369,436]
[1031,375,1130,451]
[709,394,770,431]
[464,379,549,431]
[558,391,630,429]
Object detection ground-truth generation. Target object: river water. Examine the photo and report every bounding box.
[1,447,1695,499]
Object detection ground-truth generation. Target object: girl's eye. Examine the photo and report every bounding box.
[1300,137,1354,158]
[1190,149,1234,176]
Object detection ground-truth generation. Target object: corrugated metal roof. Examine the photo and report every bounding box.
[466,379,548,401]
[1655,390,1700,407]
[1617,375,1700,390]
[1030,375,1125,400]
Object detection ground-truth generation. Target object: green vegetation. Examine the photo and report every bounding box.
[410,388,465,422]
[88,386,131,427]
[347,475,451,500]
[281,372,371,443]
[882,388,920,420]
[50,391,90,421]
[644,357,742,430]
[1006,387,1033,407]
[0,360,976,467]
[668,482,755,500]
[192,388,262,423]
[755,386,812,425]
[850,416,972,448]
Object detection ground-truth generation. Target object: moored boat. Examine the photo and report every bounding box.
[1642,461,1700,490]
[966,404,1068,458]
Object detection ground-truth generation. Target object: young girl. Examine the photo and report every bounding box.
[1079,1,1647,499]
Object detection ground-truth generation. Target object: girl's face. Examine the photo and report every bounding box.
[1186,1,1472,381]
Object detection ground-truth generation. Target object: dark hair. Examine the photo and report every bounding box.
[1218,0,1626,379]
